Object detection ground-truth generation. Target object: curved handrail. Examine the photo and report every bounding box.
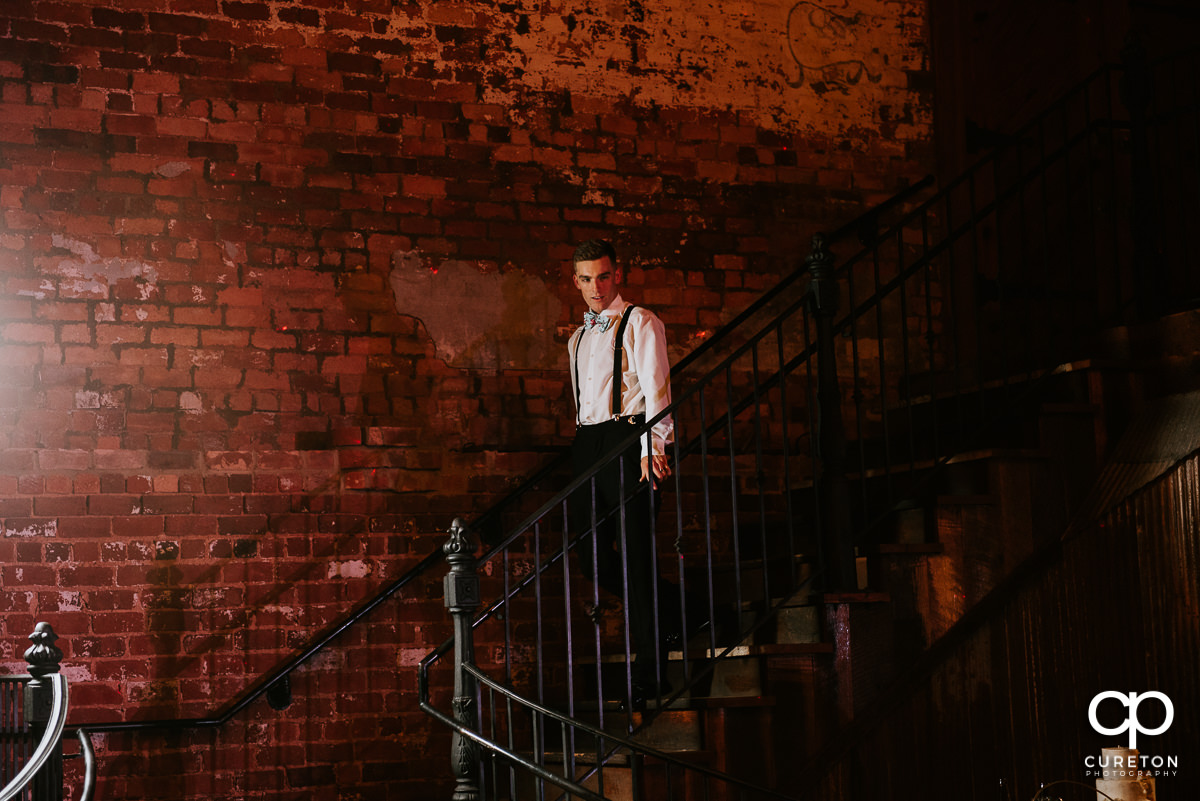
[76,729,96,801]
[417,660,801,801]
[0,674,69,801]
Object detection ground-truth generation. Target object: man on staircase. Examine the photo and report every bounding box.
[567,238,680,709]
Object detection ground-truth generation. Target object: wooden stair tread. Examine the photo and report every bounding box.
[842,448,1051,481]
[538,749,719,766]
[687,694,777,709]
[588,639,833,665]
[674,642,833,660]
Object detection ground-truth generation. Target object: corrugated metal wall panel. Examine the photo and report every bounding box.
[808,449,1199,801]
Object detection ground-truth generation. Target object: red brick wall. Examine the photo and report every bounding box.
[0,1,931,797]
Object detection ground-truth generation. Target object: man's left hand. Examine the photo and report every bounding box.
[640,454,671,488]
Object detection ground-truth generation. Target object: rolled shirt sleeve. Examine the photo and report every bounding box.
[627,308,673,458]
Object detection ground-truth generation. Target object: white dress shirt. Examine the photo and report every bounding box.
[568,295,674,458]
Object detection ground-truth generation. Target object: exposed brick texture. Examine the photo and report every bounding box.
[0,0,931,798]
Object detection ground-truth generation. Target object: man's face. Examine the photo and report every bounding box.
[573,256,621,313]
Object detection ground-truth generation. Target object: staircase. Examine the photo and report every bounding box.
[550,360,1130,799]
[417,47,1199,801]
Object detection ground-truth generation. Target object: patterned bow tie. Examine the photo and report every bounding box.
[583,310,611,332]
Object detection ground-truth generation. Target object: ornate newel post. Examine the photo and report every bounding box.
[806,234,856,591]
[25,622,64,801]
[443,518,481,801]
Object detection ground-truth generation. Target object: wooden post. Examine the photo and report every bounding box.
[443,518,481,801]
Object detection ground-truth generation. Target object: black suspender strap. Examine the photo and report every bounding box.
[573,306,637,426]
[611,306,635,417]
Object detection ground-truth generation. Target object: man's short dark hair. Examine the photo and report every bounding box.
[573,239,616,266]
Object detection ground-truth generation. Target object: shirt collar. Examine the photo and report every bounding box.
[598,295,627,316]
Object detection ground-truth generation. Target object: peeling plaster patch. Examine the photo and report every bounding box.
[397,648,429,667]
[180,391,203,413]
[327,560,372,579]
[4,520,57,538]
[223,241,246,269]
[188,351,224,368]
[62,665,94,682]
[559,168,586,186]
[54,592,84,612]
[155,161,191,178]
[76,390,101,409]
[261,605,303,626]
[389,249,564,371]
[207,452,251,471]
[44,235,159,299]
[581,189,615,206]
[191,588,229,608]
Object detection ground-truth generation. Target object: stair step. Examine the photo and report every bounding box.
[688,694,776,709]
[541,748,720,766]
[773,603,821,644]
[671,642,834,660]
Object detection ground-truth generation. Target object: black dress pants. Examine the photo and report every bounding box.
[569,419,678,687]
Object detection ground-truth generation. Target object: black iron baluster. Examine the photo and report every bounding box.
[775,320,798,588]
[750,342,771,608]
[698,386,717,653]
[725,364,744,616]
[896,226,916,476]
[844,240,869,517]
[921,209,939,461]
[871,238,895,507]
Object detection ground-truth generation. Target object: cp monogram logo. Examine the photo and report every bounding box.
[1088,691,1174,749]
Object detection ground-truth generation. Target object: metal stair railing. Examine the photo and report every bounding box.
[0,624,95,801]
[72,174,932,742]
[422,520,822,801]
[420,44,1192,800]
[789,442,1200,799]
[415,179,938,797]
